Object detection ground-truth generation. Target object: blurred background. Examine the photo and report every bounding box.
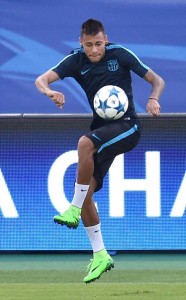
[1,3,186,296]
[1,0,186,114]
[1,0,186,253]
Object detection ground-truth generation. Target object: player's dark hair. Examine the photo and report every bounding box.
[80,19,105,36]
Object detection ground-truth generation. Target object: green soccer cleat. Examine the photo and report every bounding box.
[83,251,114,284]
[53,205,81,229]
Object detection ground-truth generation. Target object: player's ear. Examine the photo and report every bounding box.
[105,34,108,44]
[79,37,83,47]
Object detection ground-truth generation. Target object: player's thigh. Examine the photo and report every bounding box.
[87,120,141,157]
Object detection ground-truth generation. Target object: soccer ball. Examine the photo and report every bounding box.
[93,85,128,120]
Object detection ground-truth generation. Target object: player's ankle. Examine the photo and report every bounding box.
[93,248,107,259]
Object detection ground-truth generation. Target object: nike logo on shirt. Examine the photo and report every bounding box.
[81,68,91,75]
[92,133,102,141]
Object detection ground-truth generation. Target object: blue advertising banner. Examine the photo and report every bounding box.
[1,0,186,113]
[0,115,186,250]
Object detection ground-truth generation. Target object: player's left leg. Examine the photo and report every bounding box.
[81,177,114,284]
[81,120,141,283]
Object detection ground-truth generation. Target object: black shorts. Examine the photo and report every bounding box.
[86,119,141,192]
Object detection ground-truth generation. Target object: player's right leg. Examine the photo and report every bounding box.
[53,136,97,228]
[53,205,81,229]
[53,175,97,229]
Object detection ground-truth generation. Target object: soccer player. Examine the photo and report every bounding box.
[35,19,165,283]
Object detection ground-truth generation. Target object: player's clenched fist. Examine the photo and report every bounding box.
[45,89,65,109]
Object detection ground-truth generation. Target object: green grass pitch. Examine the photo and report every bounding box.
[0,253,186,300]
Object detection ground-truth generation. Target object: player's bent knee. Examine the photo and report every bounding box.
[78,136,95,154]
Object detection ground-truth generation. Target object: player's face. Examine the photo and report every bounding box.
[80,32,108,63]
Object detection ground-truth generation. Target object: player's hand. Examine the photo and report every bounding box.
[146,99,160,116]
[45,89,65,109]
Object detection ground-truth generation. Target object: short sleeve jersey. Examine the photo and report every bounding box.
[52,43,149,128]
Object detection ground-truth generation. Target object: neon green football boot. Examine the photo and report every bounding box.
[83,250,114,284]
[53,205,81,229]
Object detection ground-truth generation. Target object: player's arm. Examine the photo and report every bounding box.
[35,70,65,109]
[144,69,165,116]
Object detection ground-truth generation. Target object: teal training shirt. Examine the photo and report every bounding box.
[52,43,149,127]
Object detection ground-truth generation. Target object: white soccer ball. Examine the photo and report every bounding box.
[93,85,129,120]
